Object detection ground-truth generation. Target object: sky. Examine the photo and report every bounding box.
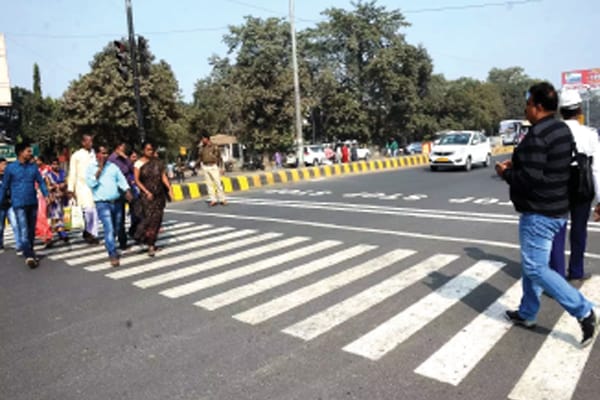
[1,0,599,102]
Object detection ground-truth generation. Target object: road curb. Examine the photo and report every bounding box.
[171,146,514,201]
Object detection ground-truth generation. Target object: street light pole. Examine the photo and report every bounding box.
[289,0,304,166]
[125,0,145,144]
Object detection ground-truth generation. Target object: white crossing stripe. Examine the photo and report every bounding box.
[44,222,189,258]
[342,260,505,360]
[133,236,310,289]
[106,232,281,280]
[414,280,522,385]
[283,254,459,341]
[67,224,214,266]
[233,249,416,325]
[508,276,600,400]
[193,244,377,310]
[150,240,341,297]
[85,227,243,272]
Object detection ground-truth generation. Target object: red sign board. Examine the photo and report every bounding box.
[561,68,600,89]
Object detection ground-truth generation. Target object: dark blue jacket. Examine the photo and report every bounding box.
[0,161,48,208]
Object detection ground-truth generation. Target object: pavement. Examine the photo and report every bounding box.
[2,151,599,400]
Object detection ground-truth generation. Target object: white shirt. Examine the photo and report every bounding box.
[565,119,600,203]
[67,148,96,208]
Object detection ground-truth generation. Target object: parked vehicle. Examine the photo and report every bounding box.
[429,131,491,172]
[242,152,265,171]
[356,147,371,160]
[404,142,423,155]
[304,145,326,166]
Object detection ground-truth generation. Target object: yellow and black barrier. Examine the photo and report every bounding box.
[171,147,514,202]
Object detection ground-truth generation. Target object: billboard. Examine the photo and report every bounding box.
[0,33,11,107]
[561,68,600,89]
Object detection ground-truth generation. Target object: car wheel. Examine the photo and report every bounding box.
[464,156,472,171]
[314,159,319,166]
[483,153,491,167]
[430,165,438,172]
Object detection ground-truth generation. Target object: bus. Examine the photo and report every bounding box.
[499,119,530,146]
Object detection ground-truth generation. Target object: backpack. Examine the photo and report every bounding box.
[569,140,595,205]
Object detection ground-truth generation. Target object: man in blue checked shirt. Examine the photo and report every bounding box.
[0,142,49,269]
[86,145,132,267]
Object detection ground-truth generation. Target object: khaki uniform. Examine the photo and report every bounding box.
[200,142,225,202]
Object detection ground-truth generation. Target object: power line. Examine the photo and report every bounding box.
[3,0,543,40]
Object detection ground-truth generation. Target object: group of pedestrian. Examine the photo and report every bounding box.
[0,134,173,268]
[496,82,597,347]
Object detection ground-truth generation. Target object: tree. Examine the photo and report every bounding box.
[60,36,183,153]
[487,67,537,120]
[33,63,42,98]
[306,1,433,144]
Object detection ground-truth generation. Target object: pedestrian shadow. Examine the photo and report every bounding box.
[419,246,555,339]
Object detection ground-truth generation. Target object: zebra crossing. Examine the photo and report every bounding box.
[3,220,599,399]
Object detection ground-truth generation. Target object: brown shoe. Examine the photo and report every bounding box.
[110,257,120,267]
[220,200,228,206]
[209,201,218,207]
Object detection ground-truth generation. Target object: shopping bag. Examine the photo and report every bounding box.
[64,203,84,231]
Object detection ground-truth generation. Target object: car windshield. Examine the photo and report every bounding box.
[439,133,471,145]
[309,146,322,152]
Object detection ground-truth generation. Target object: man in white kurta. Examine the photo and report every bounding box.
[67,134,99,242]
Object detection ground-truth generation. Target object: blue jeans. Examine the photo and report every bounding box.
[518,213,593,321]
[14,205,38,258]
[549,201,591,278]
[96,200,123,259]
[7,208,21,251]
[0,207,6,248]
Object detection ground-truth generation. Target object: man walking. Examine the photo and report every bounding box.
[107,141,138,250]
[199,130,226,207]
[68,133,99,244]
[496,82,596,347]
[0,143,49,268]
[549,89,600,280]
[86,145,132,267]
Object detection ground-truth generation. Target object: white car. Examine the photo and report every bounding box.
[429,131,492,172]
[303,145,326,166]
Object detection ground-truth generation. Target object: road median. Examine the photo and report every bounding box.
[171,146,514,201]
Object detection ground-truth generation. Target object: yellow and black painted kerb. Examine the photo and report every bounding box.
[171,146,514,202]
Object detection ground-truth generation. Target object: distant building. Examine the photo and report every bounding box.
[0,33,12,143]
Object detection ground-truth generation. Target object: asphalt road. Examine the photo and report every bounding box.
[2,155,599,400]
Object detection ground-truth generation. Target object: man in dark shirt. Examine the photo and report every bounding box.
[107,141,137,250]
[496,82,596,347]
[0,143,49,268]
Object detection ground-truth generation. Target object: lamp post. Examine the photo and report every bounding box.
[289,0,304,166]
[124,0,145,143]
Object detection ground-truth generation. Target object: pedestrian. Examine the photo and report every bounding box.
[351,140,358,162]
[274,151,283,169]
[341,142,350,163]
[134,142,173,257]
[108,141,139,250]
[67,133,100,244]
[175,150,186,183]
[0,142,49,268]
[35,156,53,245]
[549,89,600,280]
[199,130,227,206]
[496,82,597,347]
[0,159,21,253]
[45,157,69,244]
[86,145,132,267]
[0,157,10,251]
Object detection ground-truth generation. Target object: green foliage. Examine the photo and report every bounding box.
[487,67,537,120]
[60,36,182,152]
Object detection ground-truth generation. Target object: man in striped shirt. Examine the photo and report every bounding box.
[496,82,597,347]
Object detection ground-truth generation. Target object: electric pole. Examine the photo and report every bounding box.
[125,0,145,143]
[289,0,304,166]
